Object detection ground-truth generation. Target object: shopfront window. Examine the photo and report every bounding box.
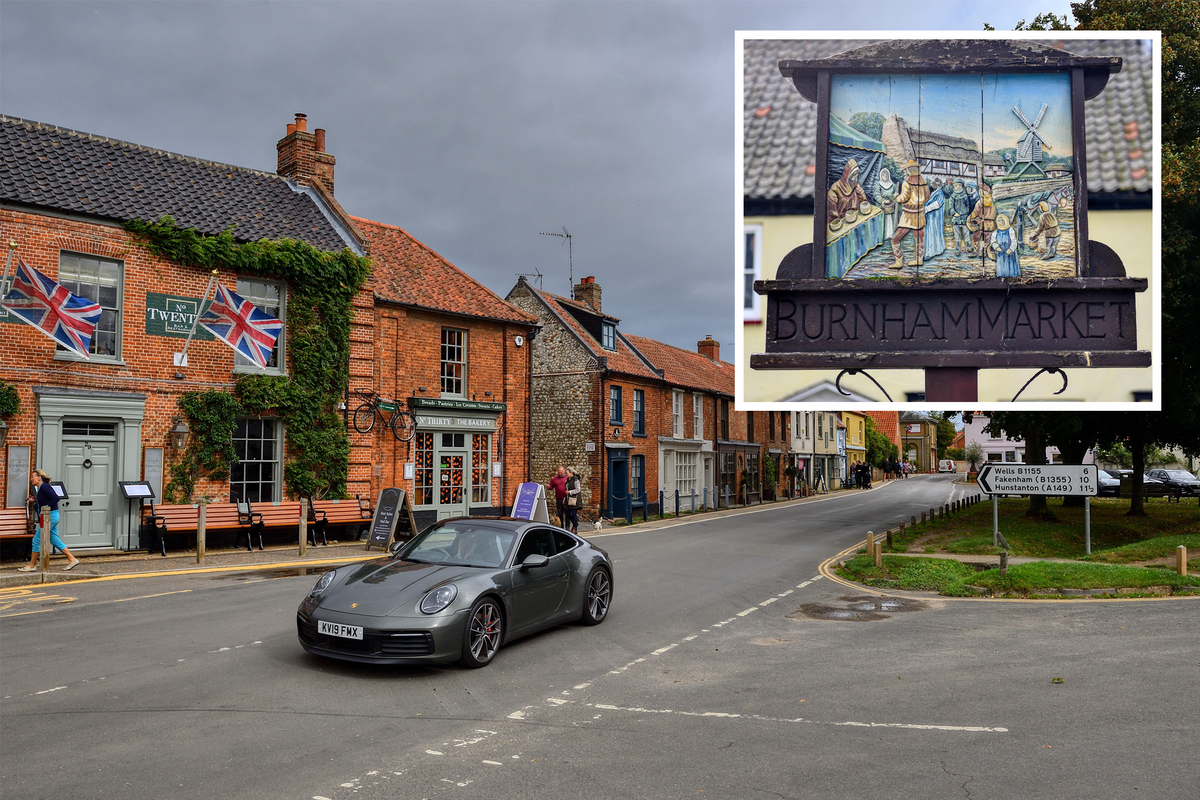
[415,432,434,506]
[472,434,490,504]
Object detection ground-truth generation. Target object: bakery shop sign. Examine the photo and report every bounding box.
[751,39,1150,400]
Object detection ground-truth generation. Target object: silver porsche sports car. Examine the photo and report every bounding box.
[297,517,613,667]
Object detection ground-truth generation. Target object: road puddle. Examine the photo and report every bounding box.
[788,594,927,622]
[211,565,335,581]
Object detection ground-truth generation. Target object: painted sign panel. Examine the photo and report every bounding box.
[145,293,214,340]
[976,463,1097,496]
[826,71,1074,280]
[143,447,164,505]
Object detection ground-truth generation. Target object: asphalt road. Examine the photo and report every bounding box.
[2,474,1197,800]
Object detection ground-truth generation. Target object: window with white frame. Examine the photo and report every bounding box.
[235,278,285,372]
[610,385,623,424]
[230,418,281,503]
[672,391,684,438]
[692,394,703,440]
[57,252,122,359]
[675,450,697,497]
[743,224,762,322]
[633,389,645,434]
[441,328,466,396]
[601,321,616,350]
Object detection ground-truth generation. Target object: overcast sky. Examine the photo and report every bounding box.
[1,0,1072,355]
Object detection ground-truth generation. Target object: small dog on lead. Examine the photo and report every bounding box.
[592,518,603,532]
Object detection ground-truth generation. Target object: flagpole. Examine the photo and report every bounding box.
[175,269,219,379]
[1,241,16,300]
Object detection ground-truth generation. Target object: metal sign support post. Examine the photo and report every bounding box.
[1085,496,1091,555]
[993,496,1000,548]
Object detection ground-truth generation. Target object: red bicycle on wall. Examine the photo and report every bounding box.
[351,389,415,441]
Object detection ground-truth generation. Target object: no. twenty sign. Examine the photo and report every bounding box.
[976,464,1098,496]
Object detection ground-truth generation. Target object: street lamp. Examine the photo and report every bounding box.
[169,416,190,451]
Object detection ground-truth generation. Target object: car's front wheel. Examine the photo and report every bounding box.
[580,567,611,625]
[460,597,503,668]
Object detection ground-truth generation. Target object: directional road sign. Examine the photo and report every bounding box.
[976,463,1098,496]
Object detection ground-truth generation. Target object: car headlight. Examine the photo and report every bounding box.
[420,585,458,614]
[309,571,335,596]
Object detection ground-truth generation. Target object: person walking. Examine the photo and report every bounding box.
[547,465,568,528]
[564,467,581,534]
[20,469,80,572]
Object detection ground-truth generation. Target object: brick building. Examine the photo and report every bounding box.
[0,113,365,551]
[0,112,537,550]
[347,216,537,528]
[507,276,773,518]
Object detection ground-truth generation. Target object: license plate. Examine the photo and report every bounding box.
[318,620,363,640]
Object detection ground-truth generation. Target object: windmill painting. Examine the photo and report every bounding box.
[824,70,1076,280]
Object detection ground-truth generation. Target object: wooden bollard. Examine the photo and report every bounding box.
[874,542,883,569]
[921,512,926,523]
[39,504,50,573]
[298,497,308,556]
[1000,550,1008,575]
[1178,545,1188,577]
[197,500,207,565]
[886,528,895,549]
[865,530,875,557]
[911,515,917,527]
[929,508,935,521]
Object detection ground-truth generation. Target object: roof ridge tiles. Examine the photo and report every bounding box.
[0,114,284,183]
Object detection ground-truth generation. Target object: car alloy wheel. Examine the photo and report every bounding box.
[581,568,611,625]
[461,598,502,667]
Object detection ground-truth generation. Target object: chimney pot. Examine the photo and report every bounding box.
[315,128,326,153]
[295,113,307,132]
[286,123,296,136]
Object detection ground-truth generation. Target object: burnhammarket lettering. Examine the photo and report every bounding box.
[771,295,1133,350]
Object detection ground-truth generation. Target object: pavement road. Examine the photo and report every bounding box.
[2,474,1197,799]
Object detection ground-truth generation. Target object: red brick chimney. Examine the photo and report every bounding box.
[698,335,720,362]
[574,275,601,313]
[277,113,336,193]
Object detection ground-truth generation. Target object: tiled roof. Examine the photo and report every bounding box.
[353,217,537,324]
[531,288,660,380]
[0,115,352,251]
[744,38,1153,201]
[625,335,734,396]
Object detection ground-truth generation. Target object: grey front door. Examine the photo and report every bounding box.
[60,435,115,548]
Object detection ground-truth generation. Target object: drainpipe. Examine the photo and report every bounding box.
[599,370,606,519]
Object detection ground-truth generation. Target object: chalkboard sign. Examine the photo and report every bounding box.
[366,488,417,550]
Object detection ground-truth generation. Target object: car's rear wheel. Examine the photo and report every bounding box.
[460,597,503,668]
[580,567,611,625]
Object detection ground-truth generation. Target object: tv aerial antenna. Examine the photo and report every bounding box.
[539,226,573,291]
[515,266,544,290]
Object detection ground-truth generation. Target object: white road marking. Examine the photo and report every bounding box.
[585,703,1006,732]
[777,589,793,597]
[573,682,591,689]
[451,731,496,747]
[652,644,678,655]
[114,590,192,602]
[35,686,68,695]
[812,575,823,581]
[547,698,569,705]
[482,760,502,766]
[797,581,811,588]
[759,598,778,606]
[425,750,444,756]
[683,635,698,641]
[737,607,757,616]
[507,710,527,720]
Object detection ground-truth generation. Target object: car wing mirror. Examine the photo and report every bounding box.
[520,554,550,570]
[389,541,405,556]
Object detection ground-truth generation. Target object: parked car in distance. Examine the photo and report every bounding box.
[1146,469,1200,497]
[938,460,957,473]
[1101,469,1169,496]
[1097,469,1121,497]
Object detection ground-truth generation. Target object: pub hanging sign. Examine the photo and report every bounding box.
[752,39,1150,373]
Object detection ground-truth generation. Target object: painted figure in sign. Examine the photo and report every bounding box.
[1030,201,1061,259]
[968,184,998,259]
[889,159,929,269]
[828,158,868,225]
[875,168,897,239]
[923,178,946,260]
[947,179,974,256]
[990,215,1021,277]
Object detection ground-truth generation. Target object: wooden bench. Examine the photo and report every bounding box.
[308,496,373,546]
[1,506,37,560]
[143,501,303,555]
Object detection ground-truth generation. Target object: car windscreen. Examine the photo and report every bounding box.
[398,522,517,568]
[1165,471,1197,480]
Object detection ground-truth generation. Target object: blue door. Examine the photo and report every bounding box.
[607,451,630,519]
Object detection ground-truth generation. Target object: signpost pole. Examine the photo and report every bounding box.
[993,496,999,548]
[924,368,978,402]
[1084,496,1091,555]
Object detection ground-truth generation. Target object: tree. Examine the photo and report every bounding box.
[932,412,958,459]
[847,111,886,140]
[964,442,985,473]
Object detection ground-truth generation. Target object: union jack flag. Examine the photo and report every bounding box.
[1,260,102,358]
[197,283,283,369]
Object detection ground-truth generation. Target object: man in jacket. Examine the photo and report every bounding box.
[889,159,930,269]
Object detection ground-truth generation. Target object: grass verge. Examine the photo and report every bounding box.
[835,554,1200,597]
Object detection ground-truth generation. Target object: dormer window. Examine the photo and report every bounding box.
[601,321,615,350]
